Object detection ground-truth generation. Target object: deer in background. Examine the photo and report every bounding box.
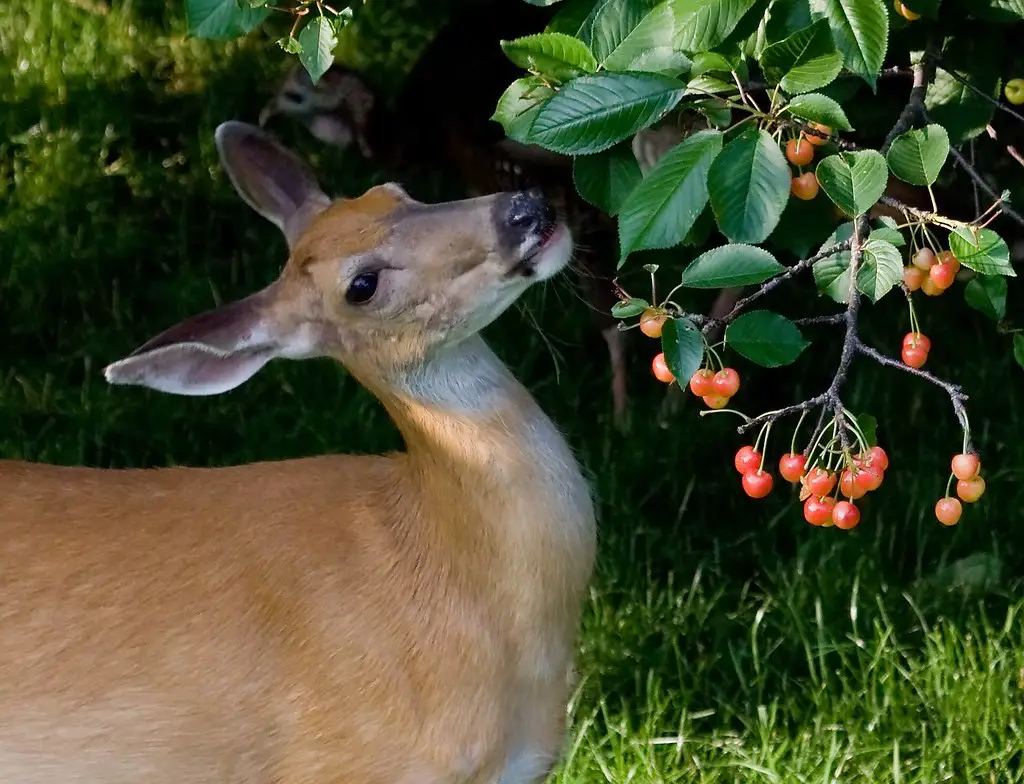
[0,121,596,783]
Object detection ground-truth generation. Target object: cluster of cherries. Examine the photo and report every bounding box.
[784,123,831,201]
[935,453,986,525]
[903,247,960,297]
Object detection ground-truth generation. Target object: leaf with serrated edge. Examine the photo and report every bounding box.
[492,77,554,144]
[785,92,854,130]
[618,130,723,263]
[759,20,845,95]
[707,127,791,244]
[573,143,642,215]
[964,276,1007,321]
[661,317,704,385]
[726,310,810,367]
[812,222,855,302]
[856,239,902,302]
[528,72,685,155]
[297,16,338,84]
[603,1,691,76]
[611,298,650,318]
[680,244,784,288]
[815,150,888,216]
[671,0,760,53]
[949,226,1017,277]
[501,33,598,81]
[886,124,949,186]
[186,0,269,38]
[808,0,888,89]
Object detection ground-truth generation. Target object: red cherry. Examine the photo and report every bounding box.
[935,497,962,526]
[652,353,675,383]
[779,453,808,483]
[956,476,986,503]
[713,368,740,397]
[790,172,820,200]
[703,393,730,409]
[742,470,774,499]
[639,309,667,339]
[903,266,925,291]
[734,446,762,475]
[929,262,956,290]
[855,465,884,493]
[832,500,861,530]
[937,250,961,276]
[805,467,837,496]
[688,369,715,397]
[903,332,931,352]
[803,495,836,526]
[839,469,868,500]
[865,446,889,471]
[786,137,815,166]
[901,344,928,369]
[951,453,980,481]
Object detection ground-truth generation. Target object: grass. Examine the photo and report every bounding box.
[3,2,1024,781]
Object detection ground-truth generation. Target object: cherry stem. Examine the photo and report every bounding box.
[945,472,956,498]
[790,409,808,456]
[698,408,750,422]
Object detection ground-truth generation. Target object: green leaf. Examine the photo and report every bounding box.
[964,275,1008,321]
[868,224,904,246]
[611,297,651,317]
[602,1,693,76]
[759,20,845,94]
[1014,334,1024,369]
[784,92,854,130]
[185,0,269,38]
[850,412,878,447]
[763,0,815,42]
[707,127,791,244]
[617,130,724,263]
[276,36,302,54]
[970,0,1024,22]
[573,143,643,215]
[547,0,596,35]
[856,238,902,302]
[662,317,705,384]
[815,149,888,216]
[296,16,338,84]
[808,0,888,89]
[527,72,685,155]
[812,222,855,302]
[491,77,555,144]
[500,33,598,81]
[671,0,761,52]
[726,310,810,367]
[680,244,785,287]
[925,66,999,145]
[948,227,1016,277]
[885,124,949,186]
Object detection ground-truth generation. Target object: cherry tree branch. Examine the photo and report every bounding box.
[881,44,938,154]
[933,56,1024,125]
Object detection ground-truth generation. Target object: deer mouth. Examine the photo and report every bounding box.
[508,223,571,279]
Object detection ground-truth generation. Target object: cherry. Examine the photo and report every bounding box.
[804,495,836,526]
[839,469,868,500]
[935,497,962,526]
[805,467,837,496]
[785,137,815,166]
[779,453,808,483]
[901,344,928,369]
[911,247,936,271]
[734,446,762,475]
[652,353,675,383]
[929,262,956,290]
[903,332,931,352]
[802,122,831,147]
[1006,77,1024,106]
[713,368,740,397]
[865,445,889,471]
[956,476,986,503]
[920,275,942,296]
[893,0,920,20]
[936,250,961,276]
[903,266,925,291]
[790,172,819,200]
[832,500,861,530]
[689,369,715,397]
[703,394,730,409]
[951,453,980,481]
[639,309,667,339]
[855,464,884,493]
[742,470,774,499]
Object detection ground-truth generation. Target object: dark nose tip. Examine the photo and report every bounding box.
[505,188,556,235]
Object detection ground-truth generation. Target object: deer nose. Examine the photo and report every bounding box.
[504,188,556,237]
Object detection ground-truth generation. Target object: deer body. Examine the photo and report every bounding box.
[0,123,596,783]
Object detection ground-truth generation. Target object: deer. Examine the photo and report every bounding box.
[0,120,597,783]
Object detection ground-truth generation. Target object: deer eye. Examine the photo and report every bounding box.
[345,271,379,305]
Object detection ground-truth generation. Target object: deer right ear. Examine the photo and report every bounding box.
[215,121,331,250]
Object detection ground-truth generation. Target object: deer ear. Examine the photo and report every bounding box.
[215,121,330,250]
[103,286,309,396]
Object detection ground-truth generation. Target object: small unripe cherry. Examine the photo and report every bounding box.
[734,445,762,475]
[785,137,814,166]
[651,353,674,383]
[903,332,931,352]
[903,266,925,291]
[703,393,730,409]
[911,247,937,271]
[951,453,980,481]
[832,500,861,530]
[713,368,740,397]
[689,369,715,397]
[779,453,808,483]
[742,470,774,499]
[956,476,986,503]
[935,497,962,526]
[639,308,667,339]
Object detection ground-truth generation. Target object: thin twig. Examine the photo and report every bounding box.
[934,57,1024,125]
[794,314,846,326]
[939,132,1024,230]
[985,123,1024,170]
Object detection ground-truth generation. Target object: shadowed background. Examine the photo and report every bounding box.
[2,1,1024,779]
